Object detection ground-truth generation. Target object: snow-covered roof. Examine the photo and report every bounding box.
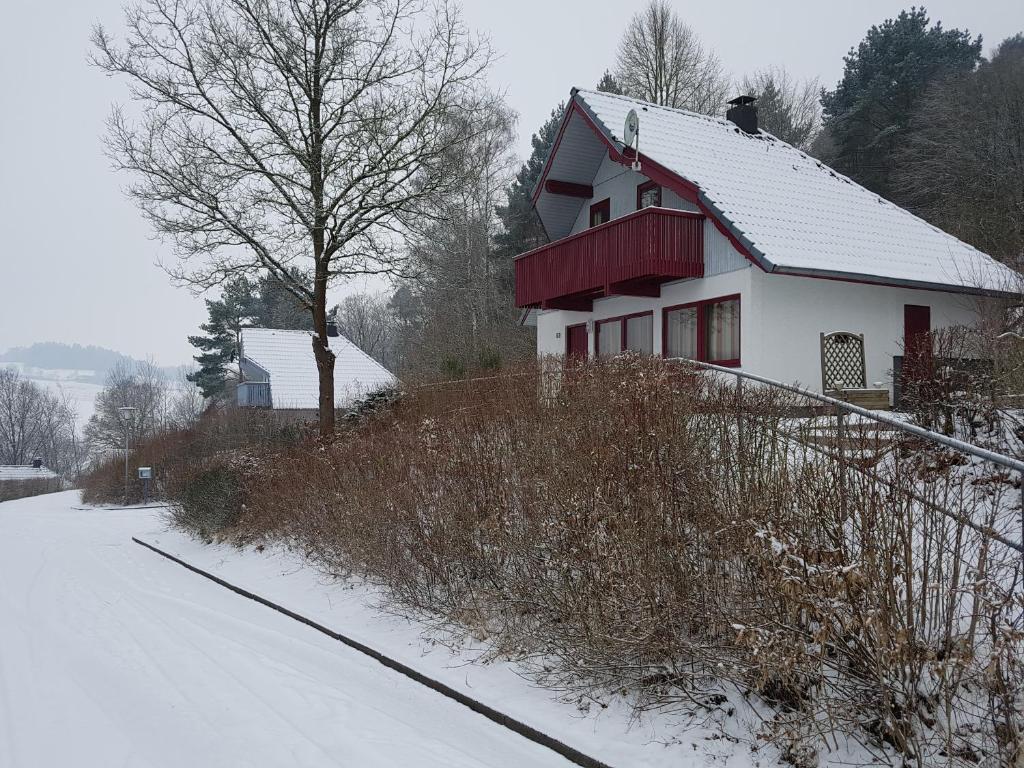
[0,465,59,481]
[239,328,396,410]
[550,89,1017,294]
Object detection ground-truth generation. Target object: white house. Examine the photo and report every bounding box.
[236,326,396,411]
[0,463,59,482]
[515,89,1018,405]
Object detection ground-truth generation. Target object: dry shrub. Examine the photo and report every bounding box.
[80,406,305,507]
[170,357,1021,764]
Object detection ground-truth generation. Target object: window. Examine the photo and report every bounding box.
[636,181,661,210]
[705,298,740,364]
[596,318,622,357]
[596,312,653,357]
[664,305,698,359]
[625,314,654,354]
[589,198,610,228]
[663,295,741,366]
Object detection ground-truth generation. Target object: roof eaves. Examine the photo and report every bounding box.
[770,265,1019,298]
[529,88,581,205]
[571,90,619,153]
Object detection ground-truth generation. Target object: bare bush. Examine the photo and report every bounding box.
[80,405,303,506]
[147,357,1021,764]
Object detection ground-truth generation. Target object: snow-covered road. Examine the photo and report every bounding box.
[0,491,573,768]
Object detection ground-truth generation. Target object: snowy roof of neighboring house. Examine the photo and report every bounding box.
[0,466,59,481]
[537,89,1018,295]
[239,328,397,410]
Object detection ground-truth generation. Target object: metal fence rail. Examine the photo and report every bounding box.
[669,357,1024,557]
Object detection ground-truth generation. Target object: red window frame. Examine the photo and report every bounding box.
[589,198,610,228]
[595,310,654,357]
[636,181,662,210]
[661,294,741,367]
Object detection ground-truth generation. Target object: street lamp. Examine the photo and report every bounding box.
[117,406,138,506]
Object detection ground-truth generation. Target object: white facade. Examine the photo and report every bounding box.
[538,265,985,396]
[537,170,987,397]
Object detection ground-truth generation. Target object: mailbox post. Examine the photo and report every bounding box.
[138,466,153,504]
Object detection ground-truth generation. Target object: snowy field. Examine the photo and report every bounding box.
[0,491,588,768]
[34,378,102,430]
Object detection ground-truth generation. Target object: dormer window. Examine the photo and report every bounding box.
[637,181,661,210]
[589,198,610,227]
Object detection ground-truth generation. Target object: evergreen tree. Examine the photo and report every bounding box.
[820,8,981,201]
[493,104,564,265]
[596,70,624,95]
[186,272,312,399]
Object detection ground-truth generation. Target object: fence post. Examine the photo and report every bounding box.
[737,376,745,495]
[836,404,848,522]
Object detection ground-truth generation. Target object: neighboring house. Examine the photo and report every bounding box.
[0,463,59,482]
[516,89,1018,405]
[0,463,62,502]
[236,326,396,411]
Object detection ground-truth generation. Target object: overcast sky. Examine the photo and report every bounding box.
[0,0,1019,366]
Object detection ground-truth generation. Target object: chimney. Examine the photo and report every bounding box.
[726,95,758,134]
[326,320,339,338]
[31,457,42,469]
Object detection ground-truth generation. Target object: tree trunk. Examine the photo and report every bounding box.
[312,261,335,438]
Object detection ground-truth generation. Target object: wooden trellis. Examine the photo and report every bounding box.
[820,331,866,391]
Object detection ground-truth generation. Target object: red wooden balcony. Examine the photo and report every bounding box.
[514,208,705,310]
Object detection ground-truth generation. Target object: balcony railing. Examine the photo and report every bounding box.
[237,381,272,408]
[515,207,704,310]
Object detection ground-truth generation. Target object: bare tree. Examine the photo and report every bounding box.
[614,0,729,114]
[402,97,532,376]
[92,0,494,436]
[168,370,207,428]
[84,361,170,455]
[0,369,80,475]
[330,293,395,368]
[895,35,1024,267]
[739,67,821,149]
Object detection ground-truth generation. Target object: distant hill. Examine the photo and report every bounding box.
[0,343,185,384]
[0,343,134,373]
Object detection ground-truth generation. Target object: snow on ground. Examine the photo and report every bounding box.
[0,490,780,768]
[137,520,778,767]
[0,491,584,768]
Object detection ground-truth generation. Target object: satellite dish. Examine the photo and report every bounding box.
[623,109,641,171]
[623,109,639,147]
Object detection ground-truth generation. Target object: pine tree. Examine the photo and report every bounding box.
[596,70,624,95]
[186,272,312,399]
[820,8,981,201]
[493,104,564,266]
